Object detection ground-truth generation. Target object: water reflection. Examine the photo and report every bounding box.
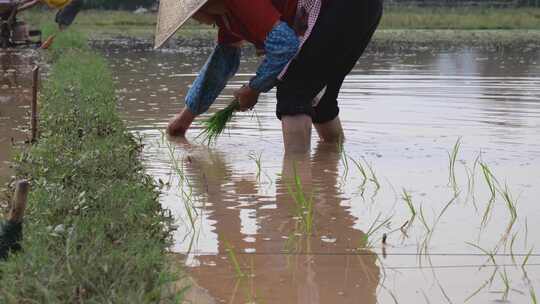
[0,50,34,185]
[177,142,379,304]
[101,44,540,303]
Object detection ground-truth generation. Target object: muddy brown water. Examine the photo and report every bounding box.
[0,49,34,187]
[1,43,540,303]
[102,44,540,304]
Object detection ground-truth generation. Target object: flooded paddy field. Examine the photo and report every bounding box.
[0,50,35,187]
[102,43,540,303]
[1,40,539,302]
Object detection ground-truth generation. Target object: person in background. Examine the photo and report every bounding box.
[17,0,69,14]
[161,0,383,153]
[16,0,82,48]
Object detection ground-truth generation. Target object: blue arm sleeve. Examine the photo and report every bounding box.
[249,22,300,93]
[185,44,241,115]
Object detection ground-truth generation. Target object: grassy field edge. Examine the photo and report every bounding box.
[21,7,540,41]
[0,31,184,303]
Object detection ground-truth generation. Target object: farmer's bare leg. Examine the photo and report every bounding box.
[277,0,382,154]
[281,148,312,194]
[167,108,196,137]
[282,114,312,154]
[314,116,343,143]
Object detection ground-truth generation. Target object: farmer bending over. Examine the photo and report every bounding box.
[162,0,383,153]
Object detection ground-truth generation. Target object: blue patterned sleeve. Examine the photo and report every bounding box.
[185,44,241,115]
[249,22,300,93]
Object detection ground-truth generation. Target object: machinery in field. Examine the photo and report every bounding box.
[0,0,41,48]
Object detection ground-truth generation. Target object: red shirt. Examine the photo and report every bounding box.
[217,0,298,49]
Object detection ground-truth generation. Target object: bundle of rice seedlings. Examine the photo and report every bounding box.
[198,99,240,144]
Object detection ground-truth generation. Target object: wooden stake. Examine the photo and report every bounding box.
[8,180,29,223]
[31,65,39,143]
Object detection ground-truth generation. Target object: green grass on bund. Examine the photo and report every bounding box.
[0,30,185,303]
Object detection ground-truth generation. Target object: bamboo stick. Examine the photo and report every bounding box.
[8,180,29,224]
[31,65,39,143]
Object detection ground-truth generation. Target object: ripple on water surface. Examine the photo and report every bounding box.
[103,46,540,304]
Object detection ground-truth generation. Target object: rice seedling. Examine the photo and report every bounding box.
[360,212,393,248]
[401,189,416,223]
[366,161,381,191]
[525,218,529,248]
[198,99,240,145]
[283,218,312,255]
[497,183,518,233]
[466,242,498,269]
[509,232,518,266]
[531,287,538,304]
[463,164,474,206]
[521,247,534,270]
[239,257,261,304]
[418,205,431,233]
[338,135,350,182]
[448,138,461,195]
[224,239,246,278]
[284,231,299,254]
[417,195,456,263]
[421,290,431,304]
[467,154,482,210]
[286,163,314,235]
[229,278,243,304]
[377,279,399,304]
[433,195,456,229]
[394,224,409,245]
[249,152,263,182]
[499,268,511,302]
[465,266,499,302]
[480,162,498,227]
[165,139,198,230]
[383,286,400,304]
[349,156,368,195]
[437,279,453,304]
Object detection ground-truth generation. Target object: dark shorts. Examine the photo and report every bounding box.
[55,0,83,27]
[276,0,383,123]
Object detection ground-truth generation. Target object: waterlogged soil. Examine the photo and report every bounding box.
[0,39,537,302]
[100,43,540,303]
[8,41,539,303]
[0,50,35,187]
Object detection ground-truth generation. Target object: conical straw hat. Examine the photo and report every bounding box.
[154,0,209,49]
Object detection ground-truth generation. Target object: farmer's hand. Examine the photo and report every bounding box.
[234,85,260,111]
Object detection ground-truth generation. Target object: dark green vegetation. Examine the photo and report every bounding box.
[382,6,540,29]
[0,30,183,302]
[0,221,22,260]
[23,10,214,39]
[20,7,540,40]
[82,0,155,10]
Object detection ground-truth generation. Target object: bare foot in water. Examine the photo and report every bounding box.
[167,133,191,147]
